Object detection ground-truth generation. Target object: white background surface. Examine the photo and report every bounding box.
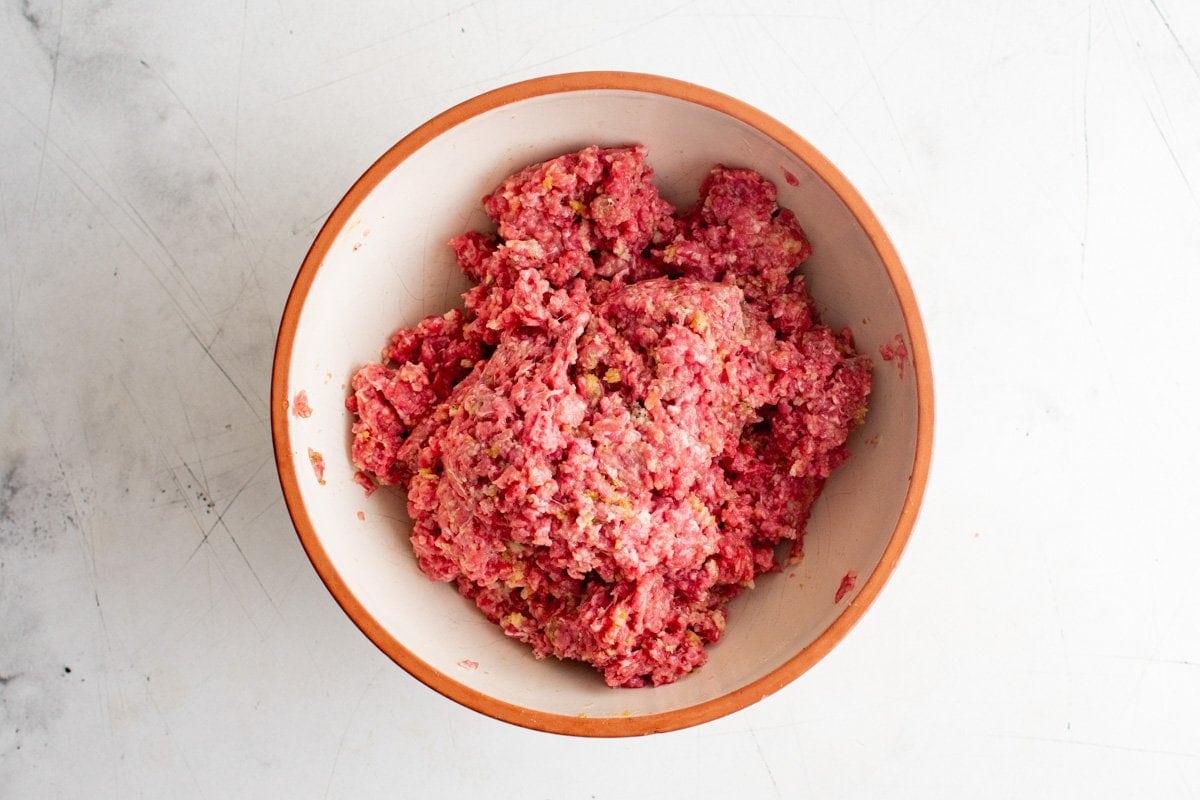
[2,0,1198,797]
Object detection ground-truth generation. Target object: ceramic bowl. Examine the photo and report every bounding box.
[271,72,932,736]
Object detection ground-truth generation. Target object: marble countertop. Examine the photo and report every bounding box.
[3,1,1198,796]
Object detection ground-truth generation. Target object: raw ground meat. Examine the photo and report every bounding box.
[346,145,871,688]
[292,389,312,418]
[835,570,859,603]
[879,333,909,379]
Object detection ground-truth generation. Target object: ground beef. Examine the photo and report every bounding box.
[346,145,870,687]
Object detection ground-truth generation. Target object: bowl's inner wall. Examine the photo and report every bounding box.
[285,90,918,719]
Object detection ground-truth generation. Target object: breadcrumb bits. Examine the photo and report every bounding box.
[307,448,326,485]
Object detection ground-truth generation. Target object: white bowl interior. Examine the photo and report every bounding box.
[283,89,919,721]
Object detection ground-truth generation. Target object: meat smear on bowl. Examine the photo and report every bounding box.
[345,146,870,687]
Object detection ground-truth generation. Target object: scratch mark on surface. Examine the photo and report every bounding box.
[10,334,122,747]
[270,63,404,106]
[323,666,384,799]
[219,502,284,621]
[178,384,212,512]
[880,0,946,68]
[500,0,698,78]
[184,323,266,426]
[180,454,271,569]
[9,57,265,362]
[840,1,918,179]
[113,377,257,640]
[20,0,44,29]
[205,272,251,350]
[423,0,697,104]
[214,456,271,530]
[986,732,1200,760]
[749,727,783,798]
[234,0,248,175]
[0,96,218,330]
[1046,573,1068,667]
[1102,654,1198,668]
[138,266,266,433]
[32,0,66,211]
[498,43,535,77]
[1080,5,1092,282]
[239,494,283,529]
[291,207,333,236]
[1142,96,1200,211]
[116,379,210,538]
[75,172,268,427]
[1120,577,1195,722]
[141,59,253,236]
[267,4,497,107]
[1107,1,1200,214]
[1147,0,1200,86]
[273,557,311,607]
[745,5,893,192]
[1176,763,1196,799]
[324,0,484,63]
[110,372,276,648]
[131,578,221,661]
[143,676,208,797]
[981,1,1004,74]
[198,529,270,638]
[118,192,213,322]
[4,200,22,344]
[160,489,271,639]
